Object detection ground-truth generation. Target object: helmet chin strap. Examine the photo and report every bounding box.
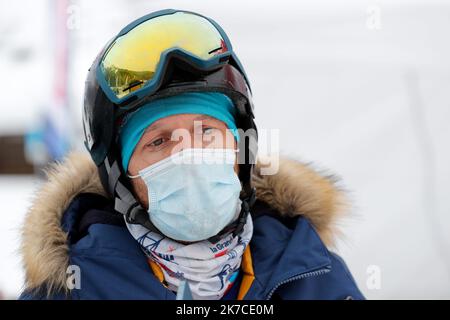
[207,186,256,244]
[104,156,161,233]
[104,156,255,245]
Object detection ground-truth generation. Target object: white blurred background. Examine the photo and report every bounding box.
[0,0,449,299]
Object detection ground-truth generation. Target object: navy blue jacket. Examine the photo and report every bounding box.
[18,153,364,300]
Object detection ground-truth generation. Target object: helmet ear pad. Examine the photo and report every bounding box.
[97,148,130,198]
[235,112,258,197]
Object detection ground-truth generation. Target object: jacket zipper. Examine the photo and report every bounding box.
[266,266,331,300]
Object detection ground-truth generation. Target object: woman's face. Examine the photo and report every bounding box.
[127,113,239,210]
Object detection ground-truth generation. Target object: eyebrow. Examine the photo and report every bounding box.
[193,115,214,121]
[143,115,215,134]
[144,122,164,134]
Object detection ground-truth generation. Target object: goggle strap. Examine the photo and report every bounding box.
[115,64,251,117]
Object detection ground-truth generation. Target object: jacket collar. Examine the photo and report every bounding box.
[20,152,349,295]
[248,214,332,299]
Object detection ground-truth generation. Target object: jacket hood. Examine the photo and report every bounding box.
[20,152,349,294]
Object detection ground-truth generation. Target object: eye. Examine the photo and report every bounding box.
[203,127,215,135]
[148,137,166,147]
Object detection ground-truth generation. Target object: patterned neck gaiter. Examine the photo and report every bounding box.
[126,215,253,300]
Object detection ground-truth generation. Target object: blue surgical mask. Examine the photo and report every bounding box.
[128,148,242,242]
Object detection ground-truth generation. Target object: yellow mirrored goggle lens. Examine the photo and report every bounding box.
[101,12,227,99]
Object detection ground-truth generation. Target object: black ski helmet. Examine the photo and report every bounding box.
[82,9,258,243]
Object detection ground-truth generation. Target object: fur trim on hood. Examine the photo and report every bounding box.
[20,152,349,294]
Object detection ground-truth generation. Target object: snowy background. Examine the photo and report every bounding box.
[0,0,449,299]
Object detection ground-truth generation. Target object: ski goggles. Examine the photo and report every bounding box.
[96,9,250,105]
